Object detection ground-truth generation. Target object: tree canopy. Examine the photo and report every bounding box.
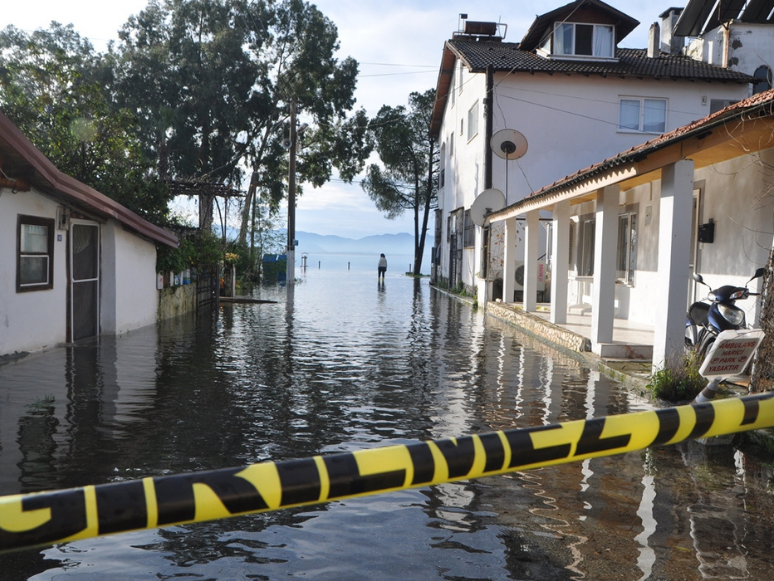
[1,0,372,241]
[0,23,172,223]
[362,89,438,274]
[112,0,371,237]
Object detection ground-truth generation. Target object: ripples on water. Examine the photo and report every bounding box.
[1,266,774,580]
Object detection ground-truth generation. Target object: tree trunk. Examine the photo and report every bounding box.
[238,171,259,245]
[750,248,774,393]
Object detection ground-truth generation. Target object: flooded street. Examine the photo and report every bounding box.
[1,264,774,580]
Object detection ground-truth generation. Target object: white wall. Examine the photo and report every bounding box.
[101,220,159,335]
[564,148,774,328]
[1,188,161,357]
[0,188,68,355]
[436,58,750,300]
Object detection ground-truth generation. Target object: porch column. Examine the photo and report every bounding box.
[523,210,540,312]
[551,201,570,324]
[503,216,517,303]
[591,185,619,349]
[653,160,694,370]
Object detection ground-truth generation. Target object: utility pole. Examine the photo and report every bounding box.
[287,101,297,284]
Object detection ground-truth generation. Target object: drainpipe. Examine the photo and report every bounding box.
[484,65,494,189]
[483,65,494,307]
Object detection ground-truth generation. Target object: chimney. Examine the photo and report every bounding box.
[648,22,660,58]
[660,8,684,55]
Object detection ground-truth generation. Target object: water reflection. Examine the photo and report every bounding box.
[1,270,774,579]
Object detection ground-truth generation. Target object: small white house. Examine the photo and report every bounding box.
[0,111,178,358]
[430,0,758,305]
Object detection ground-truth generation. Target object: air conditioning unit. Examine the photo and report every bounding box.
[514,261,546,291]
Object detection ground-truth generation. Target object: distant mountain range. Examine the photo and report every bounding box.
[290,231,434,256]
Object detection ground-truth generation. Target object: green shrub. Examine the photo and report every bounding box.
[647,351,707,402]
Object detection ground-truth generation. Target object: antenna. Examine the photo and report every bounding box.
[469,188,505,227]
[490,129,528,203]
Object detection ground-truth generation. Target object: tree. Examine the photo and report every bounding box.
[112,0,371,241]
[362,89,437,275]
[112,0,263,231]
[0,23,172,223]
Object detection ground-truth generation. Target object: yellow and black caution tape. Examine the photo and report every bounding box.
[1,392,773,554]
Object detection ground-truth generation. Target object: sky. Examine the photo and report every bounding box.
[3,0,660,239]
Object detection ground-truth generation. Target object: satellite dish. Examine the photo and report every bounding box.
[469,188,505,226]
[491,129,528,160]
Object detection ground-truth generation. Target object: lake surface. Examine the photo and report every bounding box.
[1,266,774,580]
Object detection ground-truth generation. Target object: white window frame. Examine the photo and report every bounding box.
[467,101,479,142]
[17,215,55,292]
[553,22,614,59]
[616,209,637,285]
[618,97,667,133]
[577,215,595,277]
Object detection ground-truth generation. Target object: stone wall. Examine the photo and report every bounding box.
[486,301,591,353]
[158,284,197,321]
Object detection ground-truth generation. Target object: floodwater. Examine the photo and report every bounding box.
[1,263,774,580]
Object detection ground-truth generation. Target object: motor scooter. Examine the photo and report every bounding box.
[685,267,765,359]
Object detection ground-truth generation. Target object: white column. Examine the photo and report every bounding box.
[653,160,694,370]
[523,210,539,312]
[591,185,619,349]
[551,201,570,324]
[503,217,517,303]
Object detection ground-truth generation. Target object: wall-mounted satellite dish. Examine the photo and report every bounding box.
[470,188,505,227]
[491,129,528,160]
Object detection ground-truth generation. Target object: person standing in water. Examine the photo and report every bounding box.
[378,253,387,281]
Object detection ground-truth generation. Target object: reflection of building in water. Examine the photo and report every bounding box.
[683,442,748,579]
[0,325,159,495]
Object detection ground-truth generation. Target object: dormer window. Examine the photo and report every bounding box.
[552,22,614,58]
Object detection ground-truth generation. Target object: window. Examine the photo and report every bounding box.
[463,209,474,247]
[447,215,452,242]
[17,215,55,292]
[460,118,464,136]
[578,217,595,277]
[467,101,479,141]
[554,23,614,58]
[449,132,454,157]
[616,211,637,284]
[753,66,772,95]
[439,144,446,188]
[619,98,666,133]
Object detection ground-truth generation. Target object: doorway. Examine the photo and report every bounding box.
[70,220,100,341]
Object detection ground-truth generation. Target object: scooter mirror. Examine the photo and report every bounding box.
[753,267,766,280]
[692,272,704,284]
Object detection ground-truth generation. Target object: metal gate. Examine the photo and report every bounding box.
[196,266,220,311]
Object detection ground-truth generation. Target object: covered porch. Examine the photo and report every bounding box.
[482,92,774,374]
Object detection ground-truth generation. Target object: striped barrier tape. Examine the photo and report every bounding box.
[1,392,773,554]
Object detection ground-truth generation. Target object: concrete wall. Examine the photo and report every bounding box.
[101,220,158,335]
[436,57,751,303]
[0,188,68,355]
[158,284,197,320]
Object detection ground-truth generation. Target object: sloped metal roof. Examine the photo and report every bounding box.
[674,0,774,37]
[0,110,178,248]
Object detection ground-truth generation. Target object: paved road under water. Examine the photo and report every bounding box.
[1,265,774,580]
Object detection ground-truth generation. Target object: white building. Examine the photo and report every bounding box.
[430,0,757,305]
[485,88,774,370]
[0,111,178,359]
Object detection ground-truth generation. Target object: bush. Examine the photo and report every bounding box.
[647,351,707,402]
